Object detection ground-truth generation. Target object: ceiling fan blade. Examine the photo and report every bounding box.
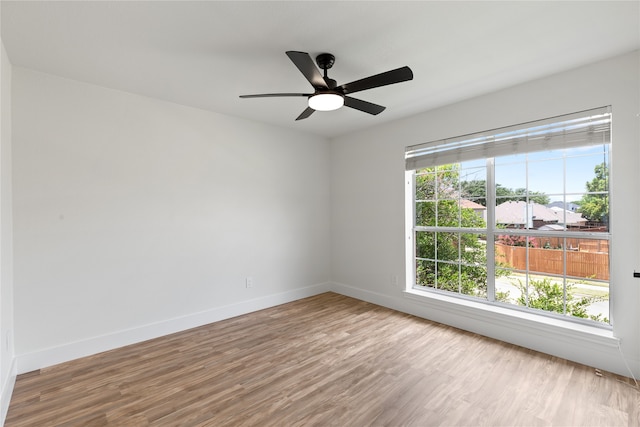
[286,51,328,90]
[239,93,311,98]
[344,96,386,115]
[295,107,315,121]
[339,66,413,95]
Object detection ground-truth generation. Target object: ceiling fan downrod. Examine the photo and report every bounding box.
[316,53,337,89]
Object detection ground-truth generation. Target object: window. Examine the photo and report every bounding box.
[406,107,611,325]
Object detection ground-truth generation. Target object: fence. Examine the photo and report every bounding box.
[495,243,609,281]
[534,237,608,253]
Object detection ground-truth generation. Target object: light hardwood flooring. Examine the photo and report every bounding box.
[6,292,639,426]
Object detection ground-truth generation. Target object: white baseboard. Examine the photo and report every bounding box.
[1,356,16,426]
[329,281,637,379]
[16,282,332,374]
[13,280,638,380]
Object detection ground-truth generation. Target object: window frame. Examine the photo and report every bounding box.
[405,108,612,329]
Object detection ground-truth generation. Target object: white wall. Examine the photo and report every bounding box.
[7,48,639,384]
[330,51,640,378]
[12,68,331,372]
[0,39,16,425]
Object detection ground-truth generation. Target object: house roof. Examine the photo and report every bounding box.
[460,199,486,210]
[496,201,587,227]
[548,206,587,225]
[496,201,558,225]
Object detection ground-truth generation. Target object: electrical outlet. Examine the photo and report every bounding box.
[246,277,254,288]
[391,275,399,287]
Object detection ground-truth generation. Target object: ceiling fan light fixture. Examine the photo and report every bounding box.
[308,92,344,111]
[240,51,413,120]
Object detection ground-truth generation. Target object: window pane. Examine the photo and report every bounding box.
[415,231,435,260]
[566,147,609,231]
[460,202,486,228]
[436,232,459,262]
[574,193,609,232]
[435,262,460,293]
[528,240,564,276]
[495,198,528,228]
[415,169,436,200]
[437,200,460,227]
[416,259,436,288]
[460,233,487,265]
[435,165,459,200]
[495,265,516,303]
[460,158,487,169]
[461,263,487,299]
[567,238,609,281]
[566,152,608,195]
[514,274,568,314]
[495,155,526,192]
[528,158,563,199]
[415,201,436,227]
[460,162,487,220]
[460,166,486,182]
[460,165,487,199]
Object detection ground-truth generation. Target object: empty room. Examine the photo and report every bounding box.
[0,1,639,426]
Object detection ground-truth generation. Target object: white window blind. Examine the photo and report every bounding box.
[405,106,611,171]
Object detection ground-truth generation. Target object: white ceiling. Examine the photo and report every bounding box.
[2,1,639,138]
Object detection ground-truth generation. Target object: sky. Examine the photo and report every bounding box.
[459,145,608,203]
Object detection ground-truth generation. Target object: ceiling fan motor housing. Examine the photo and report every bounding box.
[315,53,335,70]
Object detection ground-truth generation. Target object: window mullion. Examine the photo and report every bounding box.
[486,158,496,302]
[563,237,568,316]
[408,171,417,289]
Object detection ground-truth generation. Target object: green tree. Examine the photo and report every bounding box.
[459,179,487,204]
[460,180,549,206]
[578,163,609,223]
[509,188,550,206]
[415,165,491,297]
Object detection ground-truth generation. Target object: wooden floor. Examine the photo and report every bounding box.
[6,292,639,426]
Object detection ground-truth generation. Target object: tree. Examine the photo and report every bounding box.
[578,163,609,223]
[460,180,550,206]
[415,165,490,297]
[459,179,487,204]
[514,277,608,323]
[508,188,550,206]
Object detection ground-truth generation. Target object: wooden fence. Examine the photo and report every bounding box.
[532,237,608,253]
[495,243,609,281]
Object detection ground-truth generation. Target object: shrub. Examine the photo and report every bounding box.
[514,277,608,323]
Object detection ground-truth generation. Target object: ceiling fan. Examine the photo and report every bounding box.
[239,51,413,121]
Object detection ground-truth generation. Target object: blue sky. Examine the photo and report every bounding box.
[459,145,609,203]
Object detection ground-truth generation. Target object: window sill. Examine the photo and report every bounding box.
[403,287,618,349]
